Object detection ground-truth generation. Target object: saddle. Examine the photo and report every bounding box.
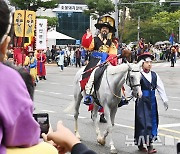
[94,64,108,91]
[91,64,108,107]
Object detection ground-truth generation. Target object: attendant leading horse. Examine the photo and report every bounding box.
[71,61,143,153]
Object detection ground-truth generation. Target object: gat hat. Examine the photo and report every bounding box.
[28,46,34,53]
[95,16,116,33]
[137,52,154,62]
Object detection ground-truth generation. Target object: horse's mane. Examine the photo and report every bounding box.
[107,63,129,75]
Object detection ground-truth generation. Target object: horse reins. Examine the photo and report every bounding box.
[106,67,140,101]
[106,68,133,101]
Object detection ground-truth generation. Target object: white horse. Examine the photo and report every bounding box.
[72,61,143,153]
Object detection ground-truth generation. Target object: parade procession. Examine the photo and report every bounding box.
[0,0,180,154]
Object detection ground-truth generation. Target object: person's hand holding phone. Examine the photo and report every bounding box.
[42,121,81,154]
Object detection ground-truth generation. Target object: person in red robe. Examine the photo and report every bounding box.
[37,50,47,80]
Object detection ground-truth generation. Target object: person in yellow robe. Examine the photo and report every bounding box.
[24,50,37,84]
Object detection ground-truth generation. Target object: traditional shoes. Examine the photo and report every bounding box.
[138,145,148,152]
[138,145,157,153]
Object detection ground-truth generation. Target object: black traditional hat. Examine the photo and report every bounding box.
[95,16,116,33]
[137,52,154,62]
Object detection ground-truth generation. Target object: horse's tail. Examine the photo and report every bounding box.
[63,101,75,114]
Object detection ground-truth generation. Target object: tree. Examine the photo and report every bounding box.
[84,0,115,19]
[10,0,58,11]
[152,10,180,41]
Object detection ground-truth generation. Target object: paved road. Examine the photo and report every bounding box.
[34,60,180,154]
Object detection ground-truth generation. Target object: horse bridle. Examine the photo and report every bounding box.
[106,68,137,101]
[126,69,141,90]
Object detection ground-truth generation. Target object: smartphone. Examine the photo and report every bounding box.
[177,142,180,154]
[33,113,49,138]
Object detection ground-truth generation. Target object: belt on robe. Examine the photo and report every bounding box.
[142,90,155,97]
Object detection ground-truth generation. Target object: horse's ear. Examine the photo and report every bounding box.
[138,59,144,68]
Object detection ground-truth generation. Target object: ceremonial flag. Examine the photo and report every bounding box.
[14,10,25,37]
[14,10,36,37]
[25,11,36,37]
[36,19,47,50]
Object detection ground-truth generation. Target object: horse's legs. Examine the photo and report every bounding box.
[109,106,118,153]
[74,92,82,139]
[100,105,118,153]
[92,104,103,144]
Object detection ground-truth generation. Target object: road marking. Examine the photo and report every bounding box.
[41,109,55,113]
[49,92,62,95]
[66,114,180,139]
[159,123,180,128]
[159,127,180,134]
[67,114,86,119]
[35,90,44,93]
[68,85,73,87]
[159,133,180,141]
[168,96,180,99]
[49,82,60,85]
[171,109,180,112]
[115,123,134,129]
[68,95,73,97]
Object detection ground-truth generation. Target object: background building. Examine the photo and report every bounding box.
[37,0,90,46]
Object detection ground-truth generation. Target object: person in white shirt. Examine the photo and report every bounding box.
[134,52,168,154]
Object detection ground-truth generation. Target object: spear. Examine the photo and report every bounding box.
[81,54,121,75]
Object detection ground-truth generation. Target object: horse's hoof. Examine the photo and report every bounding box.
[97,137,105,146]
[110,148,118,154]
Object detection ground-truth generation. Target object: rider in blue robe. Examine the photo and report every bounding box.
[134,52,168,153]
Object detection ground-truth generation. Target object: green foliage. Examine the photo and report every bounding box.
[84,0,115,19]
[121,18,170,44]
[119,0,180,21]
[37,16,58,29]
[10,0,58,11]
[152,10,180,34]
[119,0,180,43]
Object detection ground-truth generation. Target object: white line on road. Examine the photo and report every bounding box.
[41,109,55,113]
[49,82,60,85]
[171,109,180,112]
[167,96,180,99]
[159,123,180,128]
[35,90,44,93]
[67,114,86,119]
[115,123,134,129]
[49,92,62,95]
[68,95,73,97]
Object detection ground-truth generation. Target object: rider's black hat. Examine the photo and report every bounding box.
[95,16,116,33]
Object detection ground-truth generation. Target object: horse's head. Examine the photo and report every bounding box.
[126,62,142,98]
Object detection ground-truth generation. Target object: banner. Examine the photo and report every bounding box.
[14,10,25,37]
[14,10,36,37]
[25,11,36,37]
[36,19,47,50]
